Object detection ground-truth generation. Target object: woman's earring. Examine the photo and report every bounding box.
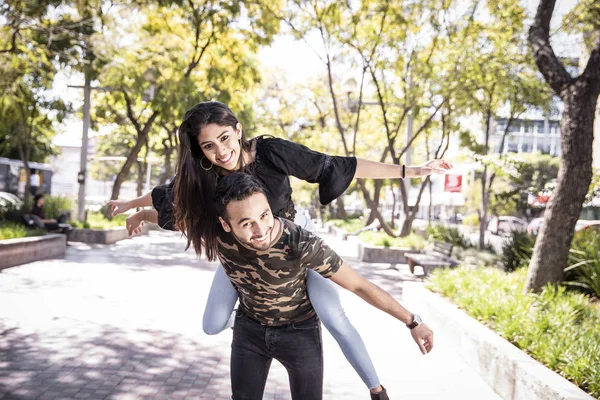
[200,157,213,171]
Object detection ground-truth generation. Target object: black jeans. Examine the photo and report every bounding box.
[231,310,323,400]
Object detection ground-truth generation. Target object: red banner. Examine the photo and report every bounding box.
[444,175,462,193]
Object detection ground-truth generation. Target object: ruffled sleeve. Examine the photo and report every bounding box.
[151,181,176,231]
[257,137,356,205]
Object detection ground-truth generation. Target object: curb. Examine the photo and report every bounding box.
[69,223,155,244]
[0,234,67,270]
[402,282,594,400]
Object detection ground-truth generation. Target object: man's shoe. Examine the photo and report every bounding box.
[370,386,389,400]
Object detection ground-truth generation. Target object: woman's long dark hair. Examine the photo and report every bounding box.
[173,101,251,261]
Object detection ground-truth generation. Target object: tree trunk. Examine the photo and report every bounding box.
[159,129,176,185]
[355,179,397,236]
[312,188,322,223]
[136,160,144,197]
[479,166,489,249]
[335,196,348,220]
[159,147,174,185]
[110,134,147,201]
[524,0,600,292]
[479,103,493,249]
[18,121,33,208]
[366,180,384,225]
[390,187,397,229]
[400,213,416,236]
[525,88,596,291]
[428,179,433,225]
[398,176,431,237]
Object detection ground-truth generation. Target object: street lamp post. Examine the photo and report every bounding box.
[78,71,92,222]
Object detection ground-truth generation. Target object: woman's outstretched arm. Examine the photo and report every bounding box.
[354,158,453,179]
[107,191,153,216]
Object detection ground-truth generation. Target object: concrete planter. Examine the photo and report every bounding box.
[69,223,153,245]
[403,283,594,400]
[358,243,418,264]
[323,222,421,263]
[0,234,67,271]
[323,223,347,238]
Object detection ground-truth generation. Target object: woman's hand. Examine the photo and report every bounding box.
[417,159,453,176]
[125,211,146,237]
[107,199,132,216]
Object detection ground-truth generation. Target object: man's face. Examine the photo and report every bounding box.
[219,192,275,251]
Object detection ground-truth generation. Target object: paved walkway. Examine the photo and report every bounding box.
[0,229,502,399]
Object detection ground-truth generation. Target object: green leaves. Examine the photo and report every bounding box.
[427,266,600,398]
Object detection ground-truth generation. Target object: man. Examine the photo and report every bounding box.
[126,173,434,399]
[215,172,435,400]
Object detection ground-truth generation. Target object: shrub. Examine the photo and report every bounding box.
[72,212,128,230]
[0,222,45,240]
[454,247,499,268]
[358,231,426,250]
[427,267,600,398]
[43,195,74,220]
[499,231,536,272]
[565,229,600,298]
[426,225,471,248]
[0,202,22,223]
[462,213,480,227]
[328,218,367,234]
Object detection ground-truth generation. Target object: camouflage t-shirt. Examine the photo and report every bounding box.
[217,218,342,326]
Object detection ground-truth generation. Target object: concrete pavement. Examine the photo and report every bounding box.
[0,230,502,399]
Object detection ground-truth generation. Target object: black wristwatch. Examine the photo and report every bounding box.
[407,314,422,330]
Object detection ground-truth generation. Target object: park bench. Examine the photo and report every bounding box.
[404,240,459,275]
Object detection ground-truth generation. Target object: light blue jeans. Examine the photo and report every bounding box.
[202,212,381,389]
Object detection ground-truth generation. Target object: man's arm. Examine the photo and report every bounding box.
[329,262,434,354]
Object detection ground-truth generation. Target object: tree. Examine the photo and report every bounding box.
[492,153,560,218]
[92,1,281,202]
[279,0,464,235]
[455,0,552,249]
[0,0,78,203]
[524,0,600,292]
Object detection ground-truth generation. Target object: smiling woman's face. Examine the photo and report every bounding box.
[197,123,242,171]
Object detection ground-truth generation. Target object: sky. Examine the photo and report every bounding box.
[52,0,580,147]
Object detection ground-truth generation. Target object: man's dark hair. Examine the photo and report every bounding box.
[34,194,44,203]
[213,172,266,221]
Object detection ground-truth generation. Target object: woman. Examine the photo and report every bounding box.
[110,101,452,399]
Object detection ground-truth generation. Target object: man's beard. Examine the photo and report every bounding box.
[235,227,273,251]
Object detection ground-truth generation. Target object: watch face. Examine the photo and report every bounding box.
[414,314,422,324]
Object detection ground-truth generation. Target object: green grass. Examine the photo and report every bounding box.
[427,267,600,398]
[358,231,426,249]
[327,218,426,249]
[0,222,45,240]
[72,212,128,230]
[328,218,367,234]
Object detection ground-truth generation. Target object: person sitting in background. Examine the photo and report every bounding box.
[29,194,72,233]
